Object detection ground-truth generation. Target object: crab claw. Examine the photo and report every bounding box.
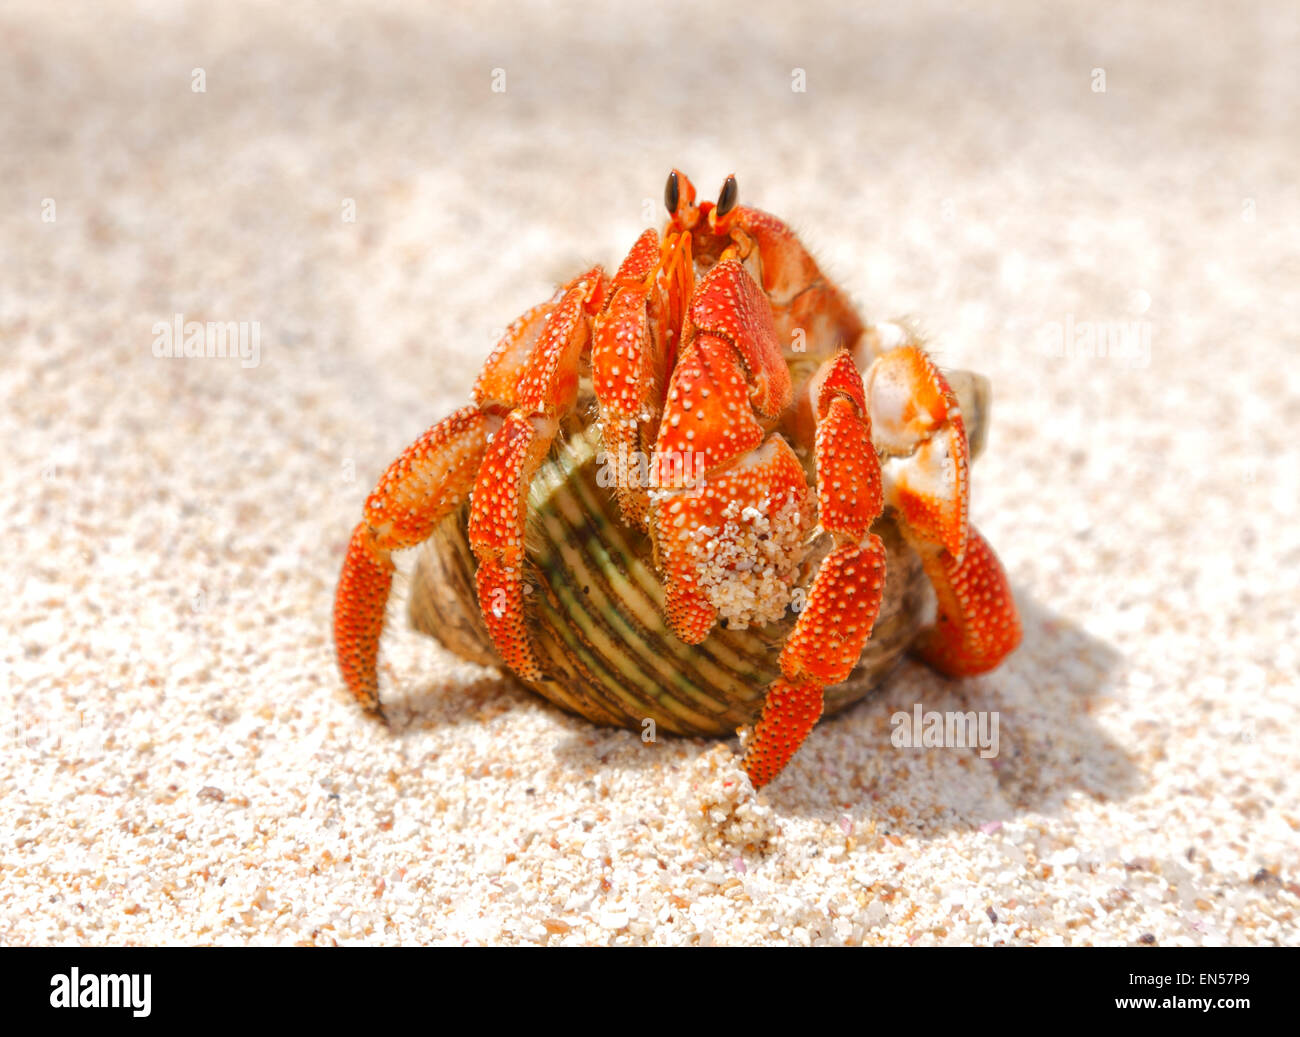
[654,435,810,644]
[649,259,798,644]
[865,344,969,561]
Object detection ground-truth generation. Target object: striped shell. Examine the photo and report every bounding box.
[408,370,991,738]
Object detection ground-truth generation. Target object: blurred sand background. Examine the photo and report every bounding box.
[1,0,1297,945]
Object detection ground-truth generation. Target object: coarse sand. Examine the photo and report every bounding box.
[2,1,1297,945]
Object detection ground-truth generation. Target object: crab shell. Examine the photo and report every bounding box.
[406,369,992,737]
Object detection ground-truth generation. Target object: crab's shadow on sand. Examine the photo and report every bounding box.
[767,590,1141,833]
[391,588,1137,838]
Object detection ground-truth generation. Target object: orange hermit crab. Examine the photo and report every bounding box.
[333,170,1021,788]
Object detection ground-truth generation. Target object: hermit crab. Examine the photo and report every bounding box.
[333,170,1021,788]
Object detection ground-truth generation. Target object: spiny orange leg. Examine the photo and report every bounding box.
[468,267,606,681]
[913,527,1022,676]
[744,351,888,788]
[864,342,1021,675]
[333,405,493,714]
[649,258,795,643]
[473,296,566,407]
[591,229,691,530]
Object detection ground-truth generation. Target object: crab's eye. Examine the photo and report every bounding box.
[715,174,738,218]
[664,171,680,215]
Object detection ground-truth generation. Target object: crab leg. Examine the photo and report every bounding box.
[591,229,678,530]
[912,527,1022,676]
[473,297,566,408]
[864,343,1021,675]
[743,351,888,788]
[468,267,606,681]
[333,288,589,713]
[333,405,493,713]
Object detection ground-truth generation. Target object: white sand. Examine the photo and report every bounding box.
[2,0,1297,945]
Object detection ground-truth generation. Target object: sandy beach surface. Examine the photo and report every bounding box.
[2,0,1297,945]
